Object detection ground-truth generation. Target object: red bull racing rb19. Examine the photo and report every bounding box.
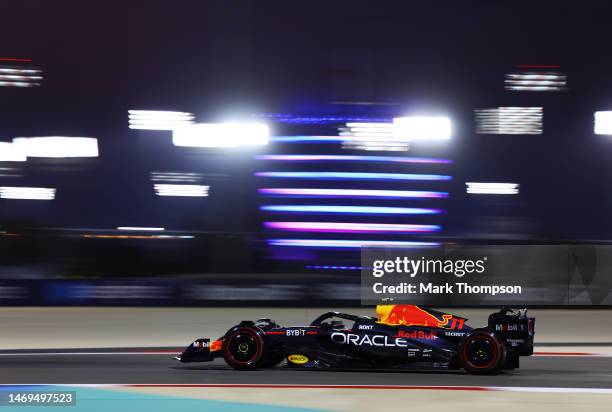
[175,305,535,375]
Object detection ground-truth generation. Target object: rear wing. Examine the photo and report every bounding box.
[488,307,535,356]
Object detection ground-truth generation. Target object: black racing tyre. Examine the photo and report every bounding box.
[459,330,507,375]
[222,326,265,370]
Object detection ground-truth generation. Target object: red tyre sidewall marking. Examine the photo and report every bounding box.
[463,335,498,370]
[223,329,262,366]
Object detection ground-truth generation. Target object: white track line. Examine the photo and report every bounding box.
[0,350,610,357]
[492,386,612,394]
[533,352,612,357]
[0,351,178,356]
[2,384,611,394]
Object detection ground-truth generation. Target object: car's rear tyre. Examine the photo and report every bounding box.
[222,326,265,370]
[459,330,506,374]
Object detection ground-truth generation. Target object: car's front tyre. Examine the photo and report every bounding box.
[222,326,265,370]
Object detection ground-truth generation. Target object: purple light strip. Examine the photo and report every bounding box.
[306,265,363,270]
[264,222,441,234]
[268,239,439,248]
[258,188,448,199]
[255,172,452,181]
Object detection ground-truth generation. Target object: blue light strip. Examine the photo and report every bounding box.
[256,154,452,164]
[269,239,439,248]
[256,172,452,181]
[270,136,346,143]
[306,265,363,270]
[260,205,443,214]
[262,114,392,125]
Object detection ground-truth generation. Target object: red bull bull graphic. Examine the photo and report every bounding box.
[210,340,222,352]
[376,304,464,329]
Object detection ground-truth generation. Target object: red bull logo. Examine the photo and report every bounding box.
[397,330,438,340]
[376,305,454,328]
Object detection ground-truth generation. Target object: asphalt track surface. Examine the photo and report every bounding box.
[1,349,611,389]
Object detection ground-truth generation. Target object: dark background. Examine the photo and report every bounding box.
[2,0,612,279]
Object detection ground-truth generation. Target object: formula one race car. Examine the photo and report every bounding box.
[175,305,535,374]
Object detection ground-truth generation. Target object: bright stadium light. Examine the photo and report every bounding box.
[150,172,203,183]
[153,184,210,197]
[0,186,55,200]
[12,137,99,158]
[505,71,567,92]
[0,66,43,88]
[465,182,519,195]
[343,122,395,137]
[0,142,26,161]
[594,111,612,135]
[117,227,165,231]
[128,110,195,130]
[172,122,269,148]
[474,107,542,135]
[393,116,452,140]
[338,122,407,151]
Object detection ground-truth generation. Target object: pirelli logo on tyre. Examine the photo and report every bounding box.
[287,354,309,364]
